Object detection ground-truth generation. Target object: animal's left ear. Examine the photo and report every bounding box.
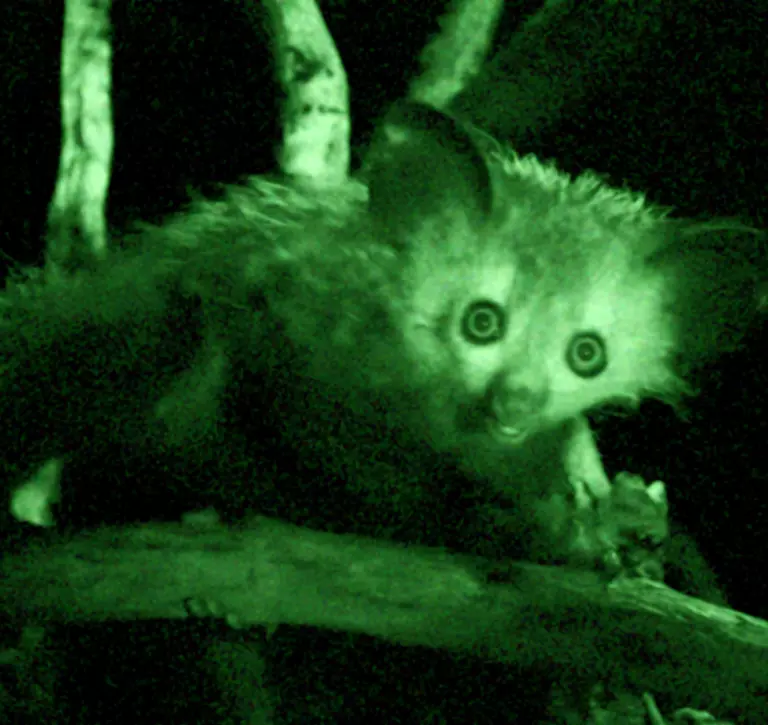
[652,220,767,369]
[362,101,496,244]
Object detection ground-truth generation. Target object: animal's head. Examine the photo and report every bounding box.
[362,102,765,448]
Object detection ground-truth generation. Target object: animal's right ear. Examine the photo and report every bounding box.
[363,102,496,243]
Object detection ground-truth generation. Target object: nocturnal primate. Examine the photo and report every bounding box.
[2,102,763,724]
[2,103,763,567]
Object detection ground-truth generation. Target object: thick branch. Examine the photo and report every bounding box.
[2,517,767,717]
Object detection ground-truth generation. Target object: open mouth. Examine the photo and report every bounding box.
[484,394,536,445]
[486,416,530,444]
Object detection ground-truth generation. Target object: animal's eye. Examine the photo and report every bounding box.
[566,332,607,378]
[460,300,506,345]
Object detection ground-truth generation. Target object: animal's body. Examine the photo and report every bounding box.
[1,103,763,722]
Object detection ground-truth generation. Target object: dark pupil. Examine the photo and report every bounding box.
[472,310,494,334]
[576,341,596,361]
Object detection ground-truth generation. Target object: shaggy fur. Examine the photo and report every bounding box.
[2,101,764,725]
[1,104,763,550]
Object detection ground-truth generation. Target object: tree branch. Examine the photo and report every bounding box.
[3,517,767,718]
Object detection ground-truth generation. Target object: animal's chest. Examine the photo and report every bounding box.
[232,364,573,556]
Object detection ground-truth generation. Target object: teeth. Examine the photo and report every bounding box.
[487,418,528,443]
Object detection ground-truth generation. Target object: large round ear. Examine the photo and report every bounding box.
[362,102,495,242]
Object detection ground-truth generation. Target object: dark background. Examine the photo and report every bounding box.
[0,0,766,722]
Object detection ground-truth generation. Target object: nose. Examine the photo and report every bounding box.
[489,375,549,426]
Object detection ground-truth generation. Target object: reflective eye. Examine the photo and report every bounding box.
[460,300,506,345]
[566,332,607,378]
